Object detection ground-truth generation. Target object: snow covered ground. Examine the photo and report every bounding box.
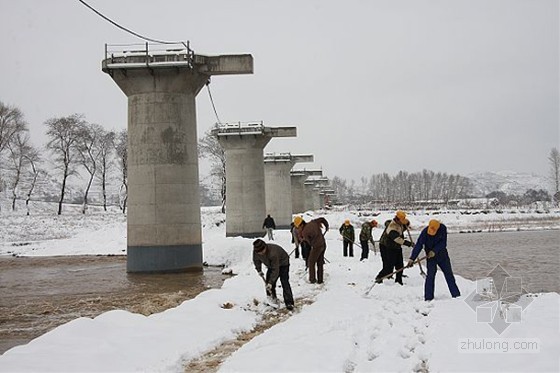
[0,204,559,372]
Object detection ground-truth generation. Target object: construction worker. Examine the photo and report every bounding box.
[359,219,378,261]
[339,219,355,257]
[294,216,311,264]
[375,211,414,285]
[294,216,329,284]
[376,220,392,276]
[290,221,300,259]
[253,239,294,310]
[262,214,276,240]
[407,219,461,301]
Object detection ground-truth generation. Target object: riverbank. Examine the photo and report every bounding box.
[1,204,559,257]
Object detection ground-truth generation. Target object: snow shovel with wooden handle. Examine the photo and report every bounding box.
[364,255,428,297]
[406,227,426,279]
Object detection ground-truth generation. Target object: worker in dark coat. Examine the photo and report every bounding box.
[290,221,300,259]
[339,219,355,257]
[262,214,276,240]
[407,220,461,301]
[359,219,378,261]
[375,211,414,285]
[294,216,329,284]
[253,239,294,310]
[375,219,392,278]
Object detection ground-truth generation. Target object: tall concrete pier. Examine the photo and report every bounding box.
[213,123,296,237]
[290,169,323,214]
[320,189,336,208]
[264,153,313,229]
[304,177,330,211]
[102,43,253,272]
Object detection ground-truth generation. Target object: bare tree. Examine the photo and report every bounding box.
[114,129,128,214]
[76,122,105,214]
[45,114,85,215]
[549,147,560,196]
[6,132,32,210]
[0,102,27,156]
[24,145,43,215]
[97,130,115,211]
[0,102,28,210]
[199,125,226,212]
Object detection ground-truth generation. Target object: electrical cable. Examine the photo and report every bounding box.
[78,0,224,124]
[76,0,183,45]
[206,83,222,125]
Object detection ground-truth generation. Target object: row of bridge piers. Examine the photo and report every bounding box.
[102,43,333,273]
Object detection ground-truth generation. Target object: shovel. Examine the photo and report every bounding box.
[364,255,427,296]
[407,228,426,278]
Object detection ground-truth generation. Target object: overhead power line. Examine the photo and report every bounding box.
[78,0,224,125]
[206,83,222,125]
[76,0,183,45]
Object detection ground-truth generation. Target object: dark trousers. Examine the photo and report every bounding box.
[343,240,354,257]
[301,241,311,265]
[266,265,294,306]
[376,246,403,283]
[360,240,369,260]
[308,245,325,283]
[376,245,390,279]
[425,249,461,301]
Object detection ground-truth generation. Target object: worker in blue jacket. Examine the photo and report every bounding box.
[407,219,461,301]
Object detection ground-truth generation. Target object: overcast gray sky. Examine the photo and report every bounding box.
[0,0,558,180]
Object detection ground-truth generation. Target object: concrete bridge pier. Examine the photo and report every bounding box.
[102,44,253,272]
[290,169,323,214]
[213,123,296,237]
[304,177,330,211]
[264,153,313,229]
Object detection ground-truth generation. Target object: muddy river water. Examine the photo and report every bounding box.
[0,230,558,355]
[0,256,228,354]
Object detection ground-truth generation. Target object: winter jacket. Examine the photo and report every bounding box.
[253,243,290,284]
[339,223,355,242]
[263,216,276,229]
[359,222,374,243]
[410,224,448,260]
[300,217,329,250]
[385,218,413,250]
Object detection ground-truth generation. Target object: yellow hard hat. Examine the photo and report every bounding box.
[293,216,303,228]
[396,210,407,223]
[427,219,440,236]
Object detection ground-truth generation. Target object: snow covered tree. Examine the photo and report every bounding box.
[199,125,226,213]
[0,102,27,157]
[114,129,128,213]
[549,147,560,197]
[45,114,85,215]
[6,132,32,210]
[96,130,115,211]
[75,122,105,214]
[0,102,28,210]
[24,145,43,215]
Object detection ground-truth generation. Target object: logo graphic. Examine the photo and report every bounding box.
[464,264,534,334]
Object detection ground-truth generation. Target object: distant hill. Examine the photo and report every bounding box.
[467,171,550,196]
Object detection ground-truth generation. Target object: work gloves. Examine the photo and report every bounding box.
[427,251,435,258]
[403,240,414,247]
[265,283,273,291]
[406,259,414,268]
